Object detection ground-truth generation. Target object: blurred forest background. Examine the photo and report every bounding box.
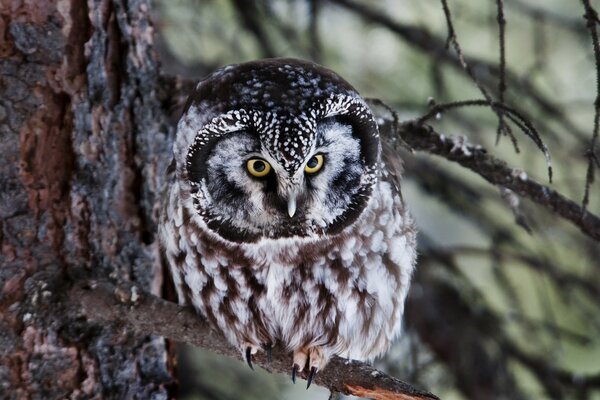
[151,1,600,399]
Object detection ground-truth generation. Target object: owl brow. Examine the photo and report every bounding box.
[201,115,249,136]
[188,110,257,159]
[320,94,364,117]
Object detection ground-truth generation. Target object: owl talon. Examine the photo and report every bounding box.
[245,346,254,370]
[292,346,327,388]
[306,366,318,389]
[293,349,308,369]
[291,364,300,384]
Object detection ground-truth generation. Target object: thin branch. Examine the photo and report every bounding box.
[581,0,600,212]
[68,280,439,400]
[439,0,517,149]
[393,121,600,241]
[496,0,508,144]
[417,99,553,182]
[367,97,414,152]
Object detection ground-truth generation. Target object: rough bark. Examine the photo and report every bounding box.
[0,0,174,398]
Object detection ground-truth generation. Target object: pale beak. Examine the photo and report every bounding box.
[287,196,297,218]
[280,175,302,218]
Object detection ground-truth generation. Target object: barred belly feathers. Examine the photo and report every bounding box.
[158,58,417,386]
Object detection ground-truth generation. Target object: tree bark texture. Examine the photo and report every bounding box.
[0,1,174,398]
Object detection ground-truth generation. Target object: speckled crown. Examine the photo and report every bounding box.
[179,58,380,182]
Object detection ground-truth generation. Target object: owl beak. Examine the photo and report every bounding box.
[280,176,302,218]
[287,196,297,218]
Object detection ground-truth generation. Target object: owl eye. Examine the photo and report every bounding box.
[246,158,272,178]
[304,154,324,174]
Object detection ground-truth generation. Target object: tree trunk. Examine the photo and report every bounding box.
[0,0,175,398]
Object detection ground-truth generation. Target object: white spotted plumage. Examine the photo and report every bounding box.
[159,58,417,383]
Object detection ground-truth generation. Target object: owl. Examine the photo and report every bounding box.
[159,58,417,387]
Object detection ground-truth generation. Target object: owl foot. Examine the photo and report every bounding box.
[291,346,327,389]
[243,343,261,370]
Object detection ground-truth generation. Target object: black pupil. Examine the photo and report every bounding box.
[253,160,265,172]
[307,157,318,168]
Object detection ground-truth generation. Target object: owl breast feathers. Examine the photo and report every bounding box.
[159,58,417,386]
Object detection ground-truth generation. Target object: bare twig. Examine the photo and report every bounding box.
[581,0,600,212]
[496,0,508,144]
[69,280,439,400]
[416,99,553,182]
[439,0,517,149]
[367,97,414,152]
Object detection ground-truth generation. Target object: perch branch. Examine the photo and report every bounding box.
[393,121,600,242]
[68,280,438,400]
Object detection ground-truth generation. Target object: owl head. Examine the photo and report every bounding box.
[174,58,381,242]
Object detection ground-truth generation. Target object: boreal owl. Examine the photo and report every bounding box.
[159,58,417,387]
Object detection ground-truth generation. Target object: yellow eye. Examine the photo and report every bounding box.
[304,154,324,174]
[246,158,271,178]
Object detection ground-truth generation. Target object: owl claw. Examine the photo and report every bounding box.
[292,346,327,388]
[306,366,318,389]
[245,346,254,370]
